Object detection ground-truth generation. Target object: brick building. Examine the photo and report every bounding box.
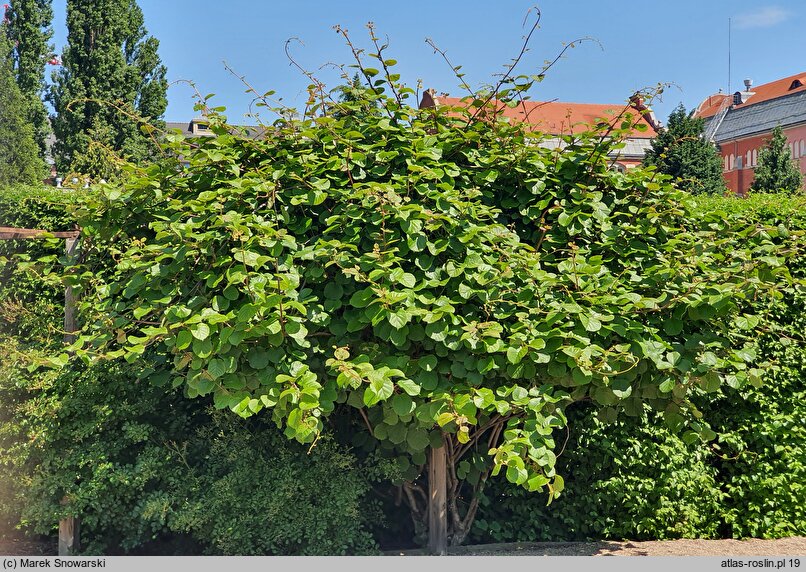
[694,72,806,195]
[419,90,660,170]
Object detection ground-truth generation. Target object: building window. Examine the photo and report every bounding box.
[190,119,211,135]
[729,154,735,170]
[724,156,729,171]
[801,140,805,157]
[752,149,758,166]
[746,150,752,167]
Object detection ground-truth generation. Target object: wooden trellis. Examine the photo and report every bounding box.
[1,226,81,556]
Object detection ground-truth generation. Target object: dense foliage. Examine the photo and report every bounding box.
[0,186,77,537]
[0,190,802,553]
[61,44,789,546]
[472,402,723,543]
[643,103,726,195]
[1,359,388,554]
[5,0,53,160]
[694,193,806,538]
[50,0,167,179]
[0,186,78,344]
[470,193,806,543]
[0,187,387,554]
[750,126,804,194]
[166,416,389,555]
[0,27,46,186]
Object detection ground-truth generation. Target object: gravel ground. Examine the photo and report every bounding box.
[3,536,806,557]
[0,537,56,556]
[388,537,806,557]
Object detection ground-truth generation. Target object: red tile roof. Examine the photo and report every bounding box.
[695,71,806,118]
[420,92,657,138]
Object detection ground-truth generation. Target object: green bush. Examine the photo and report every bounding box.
[0,185,390,554]
[0,185,79,536]
[166,415,387,555]
[4,360,202,553]
[471,403,723,543]
[0,186,81,346]
[695,193,806,538]
[470,193,806,543]
[2,357,388,554]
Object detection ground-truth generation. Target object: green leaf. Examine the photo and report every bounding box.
[580,314,602,332]
[663,318,684,336]
[247,348,270,369]
[407,428,430,451]
[392,394,414,416]
[506,465,528,485]
[436,412,455,427]
[418,355,438,372]
[658,378,675,393]
[506,345,527,365]
[208,358,227,379]
[192,337,213,358]
[350,287,374,308]
[324,282,343,300]
[397,379,421,396]
[388,310,408,329]
[175,330,192,350]
[190,322,210,341]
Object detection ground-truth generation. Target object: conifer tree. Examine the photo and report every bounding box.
[750,126,804,194]
[5,0,53,161]
[0,23,45,185]
[643,103,726,195]
[50,0,167,179]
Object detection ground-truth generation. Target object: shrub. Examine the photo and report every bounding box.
[0,185,390,554]
[471,403,723,543]
[694,193,806,538]
[0,186,81,347]
[3,358,388,554]
[470,193,806,542]
[0,185,79,537]
[167,415,386,555]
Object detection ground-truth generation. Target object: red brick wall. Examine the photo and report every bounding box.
[719,123,806,194]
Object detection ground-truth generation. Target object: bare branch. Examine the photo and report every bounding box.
[425,38,475,100]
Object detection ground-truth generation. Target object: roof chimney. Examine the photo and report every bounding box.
[744,78,753,90]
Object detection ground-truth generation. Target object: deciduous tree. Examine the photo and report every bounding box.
[49,0,167,179]
[64,36,784,552]
[643,103,726,195]
[0,23,45,185]
[750,125,804,194]
[5,0,53,161]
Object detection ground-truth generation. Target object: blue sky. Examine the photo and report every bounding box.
[48,1,806,125]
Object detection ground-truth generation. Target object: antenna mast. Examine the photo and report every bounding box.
[728,17,732,93]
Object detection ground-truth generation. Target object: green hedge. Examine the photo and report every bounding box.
[0,186,80,536]
[471,193,806,543]
[472,402,723,543]
[3,357,389,554]
[0,186,389,553]
[3,187,805,549]
[0,186,81,347]
[696,193,806,537]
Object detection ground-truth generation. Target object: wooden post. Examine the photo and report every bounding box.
[427,438,448,555]
[58,509,80,556]
[59,237,80,556]
[63,237,78,343]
